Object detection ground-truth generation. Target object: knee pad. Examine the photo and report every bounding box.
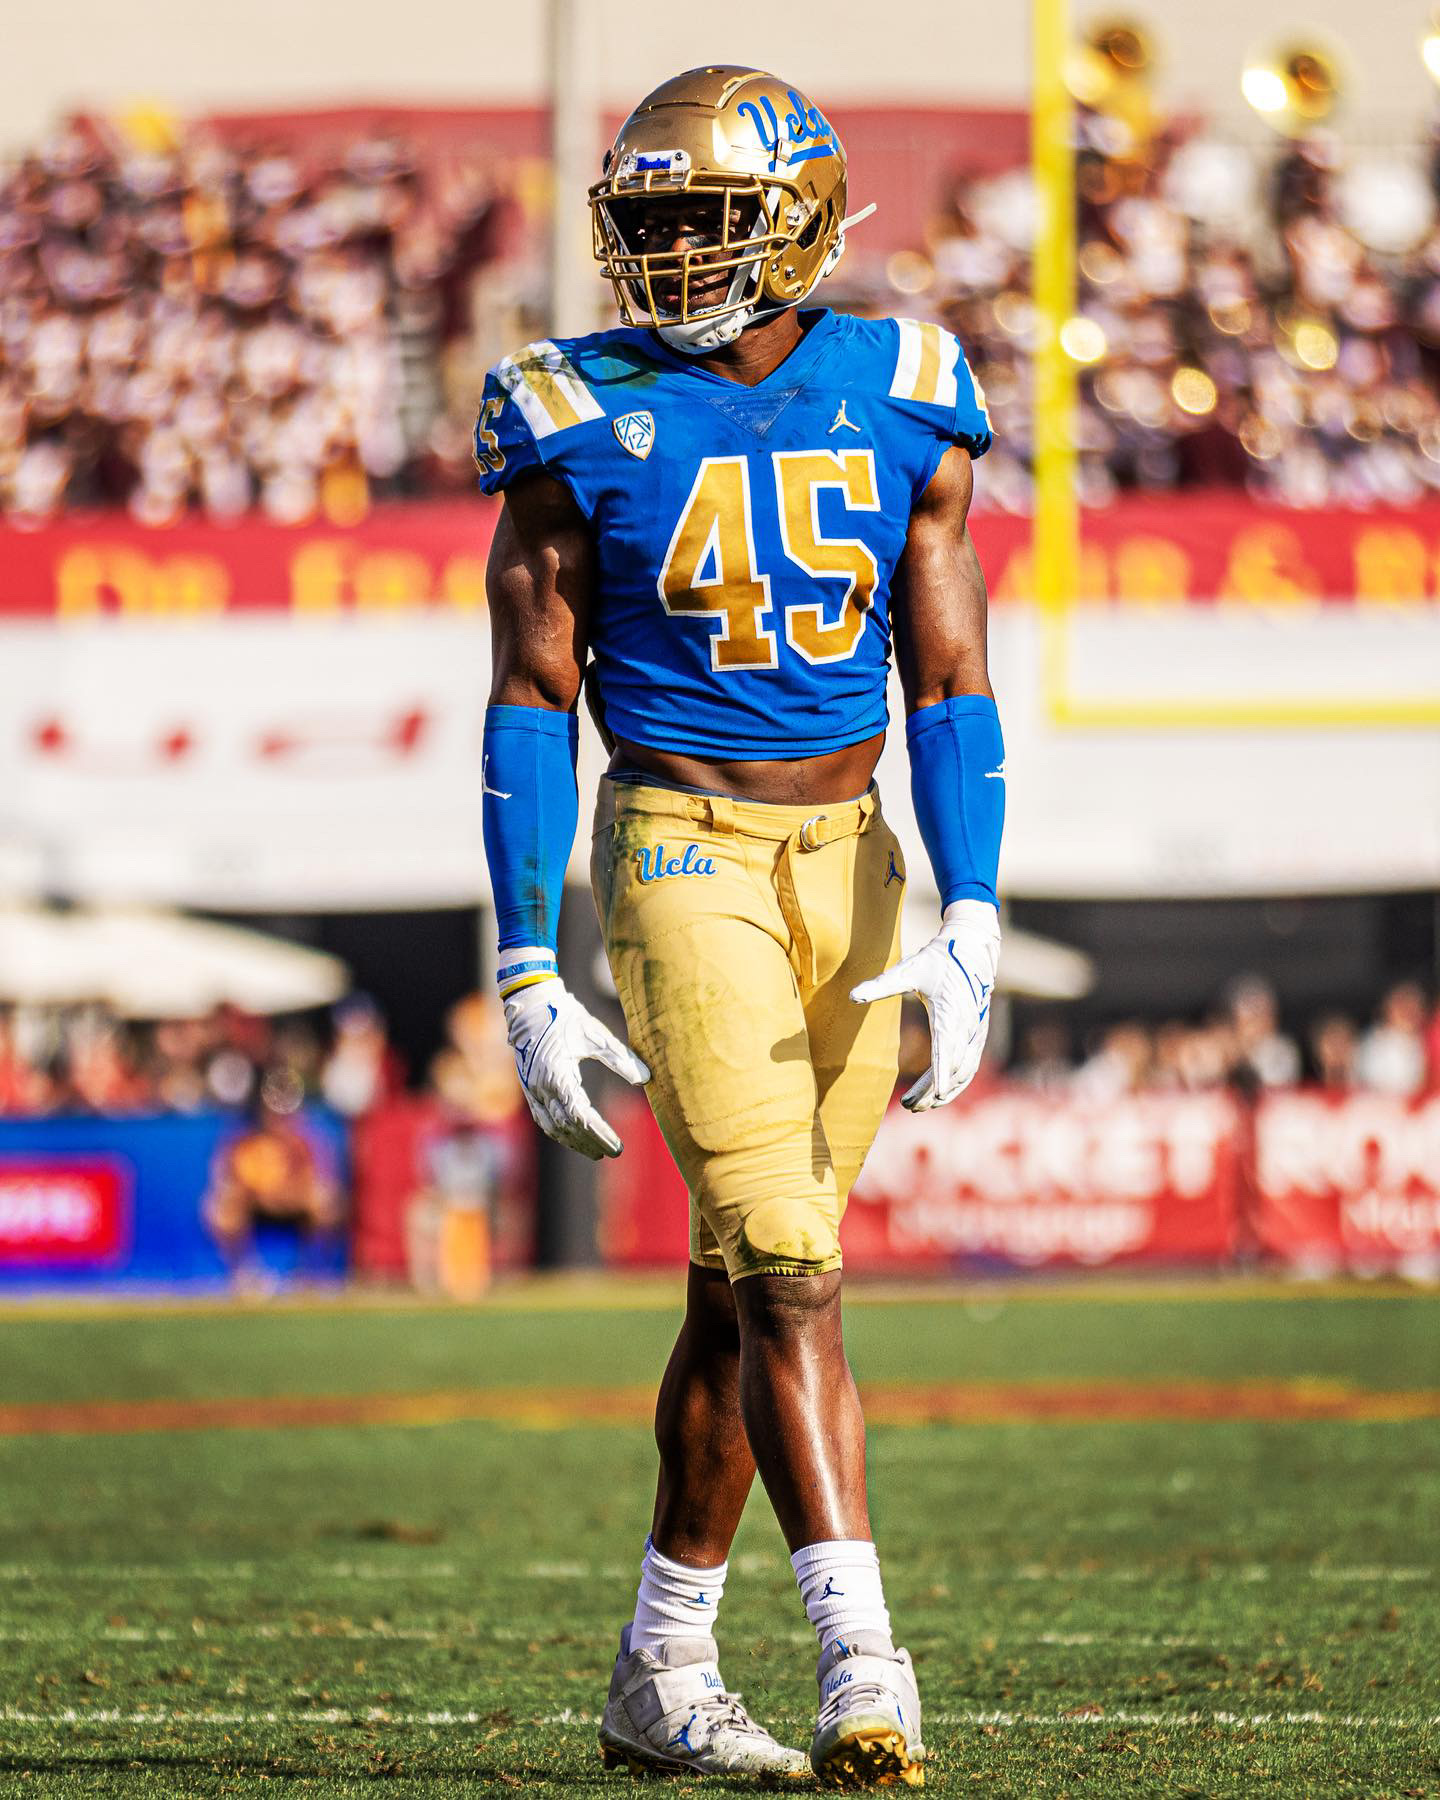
[738,1196,841,1275]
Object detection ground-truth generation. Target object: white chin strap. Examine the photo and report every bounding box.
[657,306,751,355]
[655,203,877,357]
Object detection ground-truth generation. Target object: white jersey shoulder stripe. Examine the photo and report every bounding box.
[888,318,961,411]
[495,340,604,440]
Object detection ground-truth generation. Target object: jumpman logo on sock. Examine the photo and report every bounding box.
[820,1577,845,1600]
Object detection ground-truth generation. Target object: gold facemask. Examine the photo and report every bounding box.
[590,66,851,345]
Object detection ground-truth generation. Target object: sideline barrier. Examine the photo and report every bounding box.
[599,1087,1440,1275]
[0,1111,348,1288]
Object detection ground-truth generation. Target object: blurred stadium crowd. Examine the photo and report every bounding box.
[1006,978,1440,1100]
[5,105,1440,521]
[0,988,518,1119]
[923,118,1440,513]
[1,975,1435,1120]
[0,119,507,525]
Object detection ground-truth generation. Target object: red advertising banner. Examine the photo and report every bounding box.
[598,1089,1244,1273]
[845,1090,1242,1269]
[0,1159,130,1263]
[0,502,494,619]
[1253,1091,1440,1273]
[975,495,1440,609]
[5,496,1440,618]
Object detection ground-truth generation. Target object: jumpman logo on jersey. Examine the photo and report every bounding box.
[820,1576,845,1600]
[827,399,861,434]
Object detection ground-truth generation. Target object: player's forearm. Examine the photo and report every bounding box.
[906,695,1005,909]
[481,704,579,958]
[897,529,992,711]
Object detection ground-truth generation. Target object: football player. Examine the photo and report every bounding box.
[478,67,1003,1788]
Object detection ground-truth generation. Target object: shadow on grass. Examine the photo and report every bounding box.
[0,1748,794,1791]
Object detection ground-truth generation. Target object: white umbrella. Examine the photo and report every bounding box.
[0,906,349,1017]
[993,925,1095,1001]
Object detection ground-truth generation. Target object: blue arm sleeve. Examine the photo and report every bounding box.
[906,694,1005,908]
[482,704,579,952]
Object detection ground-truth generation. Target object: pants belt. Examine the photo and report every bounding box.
[681,787,877,848]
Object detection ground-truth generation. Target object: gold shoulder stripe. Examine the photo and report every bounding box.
[888,318,962,411]
[496,340,604,440]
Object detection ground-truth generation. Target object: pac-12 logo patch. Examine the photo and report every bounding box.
[613,410,655,460]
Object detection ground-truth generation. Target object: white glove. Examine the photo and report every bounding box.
[850,900,1000,1111]
[503,978,650,1160]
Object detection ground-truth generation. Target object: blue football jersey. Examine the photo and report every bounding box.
[475,309,990,759]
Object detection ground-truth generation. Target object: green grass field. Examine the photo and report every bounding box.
[0,1279,1435,1797]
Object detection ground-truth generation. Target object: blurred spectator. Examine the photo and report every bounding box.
[1012,1018,1072,1095]
[406,993,529,1297]
[320,993,403,1118]
[1355,981,1430,1097]
[1226,975,1302,1089]
[1310,1012,1359,1092]
[201,1068,343,1286]
[1074,1021,1153,1100]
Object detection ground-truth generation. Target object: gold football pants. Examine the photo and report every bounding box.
[591,780,904,1281]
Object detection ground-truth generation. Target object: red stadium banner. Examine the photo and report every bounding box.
[0,503,494,618]
[598,1089,1244,1272]
[844,1090,1242,1269]
[5,497,1440,617]
[0,1159,130,1263]
[1252,1091,1440,1273]
[975,495,1440,609]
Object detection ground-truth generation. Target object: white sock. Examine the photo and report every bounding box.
[791,1539,893,1657]
[630,1537,727,1658]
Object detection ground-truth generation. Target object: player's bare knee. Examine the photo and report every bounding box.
[732,1262,843,1341]
[687,1262,743,1352]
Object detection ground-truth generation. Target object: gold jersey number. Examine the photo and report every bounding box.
[658,450,880,671]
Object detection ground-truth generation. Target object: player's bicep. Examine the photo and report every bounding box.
[892,445,992,712]
[486,471,596,711]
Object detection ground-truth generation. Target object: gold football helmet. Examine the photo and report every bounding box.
[590,66,867,354]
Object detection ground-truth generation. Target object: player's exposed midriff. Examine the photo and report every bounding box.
[610,730,887,807]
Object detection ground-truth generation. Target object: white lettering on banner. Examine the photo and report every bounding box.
[1256,1095,1440,1199]
[0,1180,99,1242]
[1341,1192,1440,1251]
[855,1093,1237,1207]
[887,1198,1152,1266]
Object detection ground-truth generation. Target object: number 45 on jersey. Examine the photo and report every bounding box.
[659,450,880,672]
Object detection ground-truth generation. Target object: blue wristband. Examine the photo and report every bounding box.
[482,704,579,952]
[906,694,1005,908]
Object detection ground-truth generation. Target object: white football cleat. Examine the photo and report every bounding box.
[598,1625,809,1779]
[810,1633,925,1788]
